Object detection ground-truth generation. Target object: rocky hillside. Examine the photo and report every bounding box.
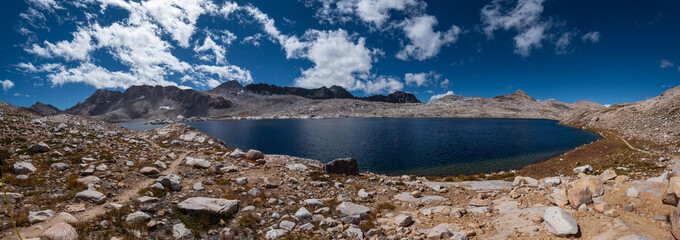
[1,100,679,239]
[27,102,63,116]
[64,82,604,122]
[563,85,680,148]
[65,86,232,121]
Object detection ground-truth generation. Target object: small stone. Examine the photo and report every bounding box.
[295,207,312,219]
[173,223,192,239]
[140,167,160,176]
[248,188,262,196]
[279,220,296,231]
[604,209,619,217]
[193,182,204,191]
[125,211,151,223]
[393,214,413,227]
[237,177,248,184]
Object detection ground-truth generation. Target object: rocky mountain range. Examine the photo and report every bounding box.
[26,81,607,122]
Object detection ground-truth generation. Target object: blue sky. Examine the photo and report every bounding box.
[0,0,679,110]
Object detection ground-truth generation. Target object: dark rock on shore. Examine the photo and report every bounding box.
[324,158,359,175]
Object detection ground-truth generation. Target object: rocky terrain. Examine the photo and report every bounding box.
[2,98,680,240]
[54,81,604,122]
[564,85,680,150]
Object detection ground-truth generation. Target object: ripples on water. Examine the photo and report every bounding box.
[121,118,601,176]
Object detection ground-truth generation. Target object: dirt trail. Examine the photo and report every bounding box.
[617,135,654,155]
[5,146,191,239]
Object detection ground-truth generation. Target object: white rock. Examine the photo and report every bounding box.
[295,207,312,219]
[265,229,288,239]
[12,162,37,174]
[173,223,192,239]
[193,182,204,191]
[543,207,579,236]
[336,202,371,216]
[286,163,308,171]
[279,220,296,231]
[177,197,239,214]
[573,165,592,174]
[185,157,211,168]
[75,190,106,204]
[29,210,56,223]
[40,222,78,240]
[125,211,151,223]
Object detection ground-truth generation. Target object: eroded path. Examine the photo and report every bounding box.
[5,149,190,239]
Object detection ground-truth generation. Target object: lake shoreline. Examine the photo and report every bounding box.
[120,117,603,177]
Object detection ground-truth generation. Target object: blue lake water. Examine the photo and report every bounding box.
[120,118,601,176]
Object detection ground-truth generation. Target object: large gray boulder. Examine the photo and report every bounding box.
[178,197,239,215]
[12,162,37,174]
[544,207,579,236]
[324,157,359,175]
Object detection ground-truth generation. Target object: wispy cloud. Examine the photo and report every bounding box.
[660,59,674,68]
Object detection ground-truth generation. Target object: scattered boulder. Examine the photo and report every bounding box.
[671,206,680,238]
[173,223,192,239]
[12,162,37,174]
[185,157,211,168]
[393,214,413,227]
[246,149,264,160]
[28,142,50,153]
[140,167,160,176]
[266,229,288,239]
[229,149,245,158]
[543,207,579,236]
[295,207,312,219]
[324,158,359,175]
[40,222,78,240]
[568,186,592,208]
[570,176,604,196]
[75,190,106,204]
[663,176,680,206]
[51,163,70,171]
[156,174,182,191]
[177,197,239,215]
[427,224,452,239]
[125,211,151,223]
[573,165,592,174]
[29,209,55,223]
[335,202,370,216]
[512,176,539,186]
[599,169,617,182]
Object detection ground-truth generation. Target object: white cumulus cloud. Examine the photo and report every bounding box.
[1,80,15,92]
[396,15,460,61]
[404,71,440,87]
[481,0,550,57]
